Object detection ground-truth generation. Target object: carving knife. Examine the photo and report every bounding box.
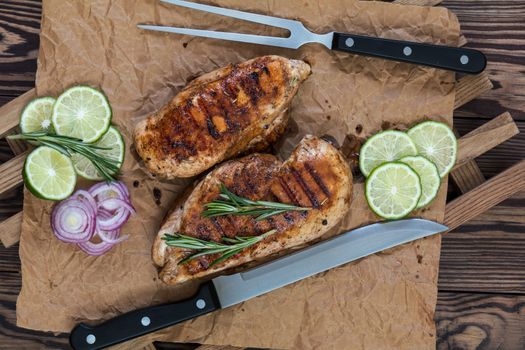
[70,218,447,349]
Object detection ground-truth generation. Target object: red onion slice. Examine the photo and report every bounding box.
[97,229,129,244]
[71,189,97,212]
[98,198,136,215]
[51,197,96,243]
[89,181,129,203]
[97,207,130,231]
[53,181,134,256]
[77,237,115,256]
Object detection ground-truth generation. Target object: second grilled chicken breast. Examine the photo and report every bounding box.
[134,55,311,179]
[153,135,352,285]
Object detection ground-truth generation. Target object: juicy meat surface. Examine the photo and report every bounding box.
[134,55,311,178]
[153,135,353,285]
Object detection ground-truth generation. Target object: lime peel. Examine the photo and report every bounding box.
[400,155,441,209]
[365,162,422,220]
[52,86,112,143]
[407,121,457,178]
[23,146,77,201]
[359,130,418,177]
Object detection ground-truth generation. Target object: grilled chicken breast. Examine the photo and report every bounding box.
[134,55,311,179]
[153,135,352,285]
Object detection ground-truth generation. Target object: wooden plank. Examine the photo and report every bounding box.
[455,117,525,178]
[0,0,40,97]
[0,150,26,194]
[449,127,485,194]
[0,212,23,248]
[453,71,493,110]
[435,292,525,349]
[0,88,36,137]
[0,243,20,273]
[444,160,525,231]
[453,112,519,171]
[450,160,485,193]
[442,0,525,121]
[6,127,29,155]
[393,0,443,5]
[439,215,525,293]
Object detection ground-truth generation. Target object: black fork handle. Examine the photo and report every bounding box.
[332,32,486,74]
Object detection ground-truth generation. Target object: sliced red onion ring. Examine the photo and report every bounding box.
[89,181,129,202]
[97,229,129,244]
[77,230,119,256]
[97,207,130,231]
[71,189,97,211]
[51,197,96,243]
[53,181,134,256]
[98,198,136,215]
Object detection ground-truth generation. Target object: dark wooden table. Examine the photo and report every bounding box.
[1,0,524,349]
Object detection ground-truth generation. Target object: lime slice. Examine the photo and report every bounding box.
[400,155,441,209]
[359,130,418,177]
[23,146,76,200]
[365,162,422,219]
[407,121,457,178]
[52,86,112,143]
[72,126,125,180]
[20,97,56,133]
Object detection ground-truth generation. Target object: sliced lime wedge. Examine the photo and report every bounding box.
[20,97,56,133]
[400,155,441,209]
[359,130,418,177]
[407,121,457,178]
[72,126,125,180]
[52,86,112,143]
[23,146,76,200]
[365,162,422,219]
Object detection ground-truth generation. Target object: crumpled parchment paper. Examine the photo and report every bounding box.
[16,1,459,349]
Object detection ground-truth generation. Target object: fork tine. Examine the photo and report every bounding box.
[160,0,299,30]
[138,25,292,48]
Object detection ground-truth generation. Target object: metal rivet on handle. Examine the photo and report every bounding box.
[460,55,469,65]
[345,38,354,47]
[86,334,96,344]
[403,46,412,56]
[196,299,206,309]
[141,316,151,326]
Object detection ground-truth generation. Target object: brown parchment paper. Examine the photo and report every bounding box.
[16,1,460,349]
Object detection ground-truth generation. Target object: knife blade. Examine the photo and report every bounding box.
[69,218,447,350]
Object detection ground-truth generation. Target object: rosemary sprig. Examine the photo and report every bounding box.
[163,229,276,267]
[8,131,120,181]
[202,184,311,221]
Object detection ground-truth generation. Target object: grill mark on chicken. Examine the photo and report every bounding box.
[241,69,264,106]
[211,217,226,236]
[278,178,300,206]
[291,168,320,208]
[305,162,331,197]
[171,140,197,156]
[282,172,311,207]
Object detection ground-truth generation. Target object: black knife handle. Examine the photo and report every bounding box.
[69,281,220,350]
[332,32,486,74]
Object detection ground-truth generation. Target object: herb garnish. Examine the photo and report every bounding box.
[163,230,276,267]
[8,131,120,181]
[202,184,311,221]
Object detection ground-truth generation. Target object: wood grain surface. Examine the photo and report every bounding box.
[0,0,524,349]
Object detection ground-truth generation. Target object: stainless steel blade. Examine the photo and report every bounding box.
[138,0,333,49]
[212,219,447,308]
